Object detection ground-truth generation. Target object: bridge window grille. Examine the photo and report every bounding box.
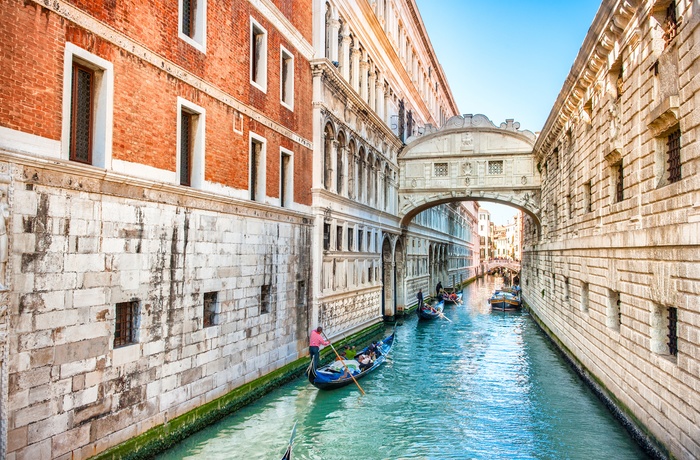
[667,307,678,356]
[487,161,503,175]
[434,163,448,177]
[667,128,681,183]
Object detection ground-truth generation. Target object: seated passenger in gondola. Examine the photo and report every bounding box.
[357,353,372,371]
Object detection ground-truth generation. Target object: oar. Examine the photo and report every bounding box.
[437,309,452,322]
[322,332,366,396]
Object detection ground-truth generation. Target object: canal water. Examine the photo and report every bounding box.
[157,276,649,460]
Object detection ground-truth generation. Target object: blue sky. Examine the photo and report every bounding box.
[414,0,601,224]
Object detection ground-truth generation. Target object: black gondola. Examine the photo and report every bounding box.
[307,332,395,390]
[417,300,444,320]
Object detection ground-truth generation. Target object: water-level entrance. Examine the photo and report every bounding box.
[157,277,648,459]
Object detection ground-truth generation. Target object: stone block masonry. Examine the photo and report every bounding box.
[3,160,313,459]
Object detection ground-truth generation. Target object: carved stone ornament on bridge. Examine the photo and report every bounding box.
[461,133,474,150]
[521,176,527,185]
[462,161,473,175]
[465,177,471,186]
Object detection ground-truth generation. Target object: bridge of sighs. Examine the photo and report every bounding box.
[397,114,542,226]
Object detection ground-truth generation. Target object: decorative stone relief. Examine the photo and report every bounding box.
[460,133,474,150]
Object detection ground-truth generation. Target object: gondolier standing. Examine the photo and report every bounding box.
[417,289,424,308]
[309,326,330,369]
[435,281,443,297]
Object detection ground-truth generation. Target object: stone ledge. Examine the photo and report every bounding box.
[647,95,680,137]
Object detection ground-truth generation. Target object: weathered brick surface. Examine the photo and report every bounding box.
[523,1,700,458]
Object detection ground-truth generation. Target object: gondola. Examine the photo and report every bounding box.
[441,288,462,305]
[307,331,395,390]
[280,421,296,460]
[489,287,521,311]
[417,300,444,320]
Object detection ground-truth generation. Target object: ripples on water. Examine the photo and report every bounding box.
[157,277,649,460]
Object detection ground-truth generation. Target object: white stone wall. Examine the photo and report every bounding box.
[523,1,700,457]
[4,158,312,459]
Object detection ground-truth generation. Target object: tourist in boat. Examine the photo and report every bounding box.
[309,326,330,369]
[357,353,372,371]
[345,346,357,359]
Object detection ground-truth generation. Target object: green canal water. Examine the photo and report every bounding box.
[157,277,649,459]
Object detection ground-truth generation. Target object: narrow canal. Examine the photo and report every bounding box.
[157,276,649,459]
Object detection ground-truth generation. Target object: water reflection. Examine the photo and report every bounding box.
[157,276,648,460]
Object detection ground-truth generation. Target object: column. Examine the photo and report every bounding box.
[351,44,361,93]
[368,66,377,112]
[375,73,384,120]
[330,18,340,63]
[330,140,338,192]
[340,26,351,81]
[359,53,369,101]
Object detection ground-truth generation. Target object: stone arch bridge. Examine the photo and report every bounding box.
[398,114,541,226]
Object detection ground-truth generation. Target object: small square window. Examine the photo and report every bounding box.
[261,284,272,314]
[203,292,218,328]
[434,162,448,177]
[114,301,138,348]
[487,161,503,175]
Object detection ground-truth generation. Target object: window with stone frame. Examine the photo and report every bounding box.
[250,18,268,92]
[179,109,193,186]
[614,160,624,203]
[114,301,138,348]
[347,227,354,251]
[280,46,294,109]
[607,290,621,331]
[662,0,679,47]
[580,282,589,313]
[179,0,206,52]
[666,127,681,183]
[584,180,593,213]
[336,225,343,251]
[249,134,266,201]
[651,304,678,358]
[358,229,364,252]
[323,223,331,251]
[487,161,503,175]
[280,148,293,208]
[203,291,218,328]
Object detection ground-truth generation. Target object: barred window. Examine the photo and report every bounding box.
[434,162,448,177]
[70,63,94,164]
[180,110,192,186]
[667,128,681,183]
[114,301,138,348]
[487,161,503,175]
[182,0,196,38]
[667,307,678,356]
[663,1,678,47]
[203,292,218,328]
[615,160,624,203]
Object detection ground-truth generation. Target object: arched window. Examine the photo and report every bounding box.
[348,139,356,199]
[383,164,390,211]
[358,147,366,203]
[323,123,334,190]
[336,131,345,195]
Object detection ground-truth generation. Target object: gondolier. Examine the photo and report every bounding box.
[416,289,424,308]
[309,326,330,368]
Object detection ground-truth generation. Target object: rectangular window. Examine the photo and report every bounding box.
[280,46,294,109]
[667,307,678,356]
[567,194,574,219]
[368,266,373,283]
[260,284,272,314]
[580,282,589,313]
[177,98,205,189]
[347,227,354,251]
[667,128,681,183]
[114,301,138,348]
[179,0,206,52]
[487,161,503,175]
[180,110,192,186]
[250,134,266,201]
[280,148,292,207]
[358,229,364,252]
[615,160,624,203]
[323,223,331,251]
[62,44,114,168]
[297,280,306,307]
[69,63,94,164]
[607,290,621,331]
[251,19,268,92]
[203,291,218,328]
[584,181,593,213]
[336,226,343,251]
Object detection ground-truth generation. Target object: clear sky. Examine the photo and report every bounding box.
[414,0,601,224]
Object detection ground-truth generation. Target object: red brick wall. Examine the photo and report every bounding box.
[0,0,313,205]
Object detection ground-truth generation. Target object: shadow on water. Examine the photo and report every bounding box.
[157,276,650,460]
